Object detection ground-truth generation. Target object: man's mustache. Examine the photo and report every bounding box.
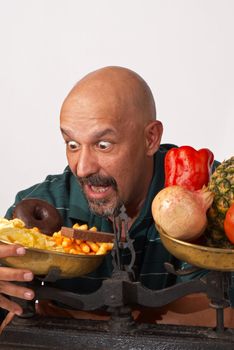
[77,174,117,190]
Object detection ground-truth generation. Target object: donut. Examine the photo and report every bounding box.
[13,198,63,236]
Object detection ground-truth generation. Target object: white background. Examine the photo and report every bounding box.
[0,0,233,216]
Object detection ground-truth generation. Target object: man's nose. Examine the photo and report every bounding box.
[76,148,99,178]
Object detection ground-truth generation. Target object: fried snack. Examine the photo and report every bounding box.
[0,218,113,255]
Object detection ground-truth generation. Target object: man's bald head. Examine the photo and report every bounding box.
[61,66,156,125]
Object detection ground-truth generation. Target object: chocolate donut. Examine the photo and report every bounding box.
[13,198,63,235]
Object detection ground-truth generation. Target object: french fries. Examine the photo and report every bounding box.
[52,223,113,255]
[0,218,113,256]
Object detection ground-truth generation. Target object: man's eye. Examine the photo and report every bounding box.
[67,140,79,151]
[97,141,112,150]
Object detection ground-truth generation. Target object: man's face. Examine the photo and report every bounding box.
[60,89,153,218]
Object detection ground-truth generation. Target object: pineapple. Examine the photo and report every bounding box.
[206,156,234,247]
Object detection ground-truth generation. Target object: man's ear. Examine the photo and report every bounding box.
[145,120,163,156]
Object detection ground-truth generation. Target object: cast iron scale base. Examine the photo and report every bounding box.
[1,207,234,349]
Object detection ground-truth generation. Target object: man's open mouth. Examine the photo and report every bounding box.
[77,174,117,200]
[84,184,113,200]
[90,185,110,193]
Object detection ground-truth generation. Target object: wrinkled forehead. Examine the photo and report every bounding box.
[60,81,141,127]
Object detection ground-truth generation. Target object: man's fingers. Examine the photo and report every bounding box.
[0,244,26,258]
[0,294,23,316]
[0,243,35,313]
[0,241,35,316]
[0,281,35,301]
[0,266,33,282]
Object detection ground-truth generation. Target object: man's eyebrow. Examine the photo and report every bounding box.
[60,127,116,139]
[60,128,70,137]
[92,128,116,139]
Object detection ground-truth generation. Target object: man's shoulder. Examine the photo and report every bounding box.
[16,166,73,198]
[158,143,177,154]
[5,166,76,219]
[153,143,177,170]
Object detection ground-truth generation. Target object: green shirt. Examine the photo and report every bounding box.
[5,144,197,294]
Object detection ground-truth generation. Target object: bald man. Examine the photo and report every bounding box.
[1,67,233,327]
[60,66,162,221]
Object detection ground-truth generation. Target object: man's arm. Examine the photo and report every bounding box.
[133,293,234,328]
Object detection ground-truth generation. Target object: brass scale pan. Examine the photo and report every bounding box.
[157,225,234,271]
[0,227,114,278]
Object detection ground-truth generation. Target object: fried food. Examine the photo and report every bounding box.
[0,218,113,255]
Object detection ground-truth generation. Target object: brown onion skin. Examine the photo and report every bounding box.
[152,185,213,241]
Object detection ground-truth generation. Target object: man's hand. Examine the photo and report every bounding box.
[0,244,35,316]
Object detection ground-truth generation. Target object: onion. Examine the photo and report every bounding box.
[152,185,214,241]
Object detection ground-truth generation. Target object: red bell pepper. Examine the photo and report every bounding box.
[164,145,214,191]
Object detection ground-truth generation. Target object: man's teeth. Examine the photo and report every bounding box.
[90,186,108,193]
